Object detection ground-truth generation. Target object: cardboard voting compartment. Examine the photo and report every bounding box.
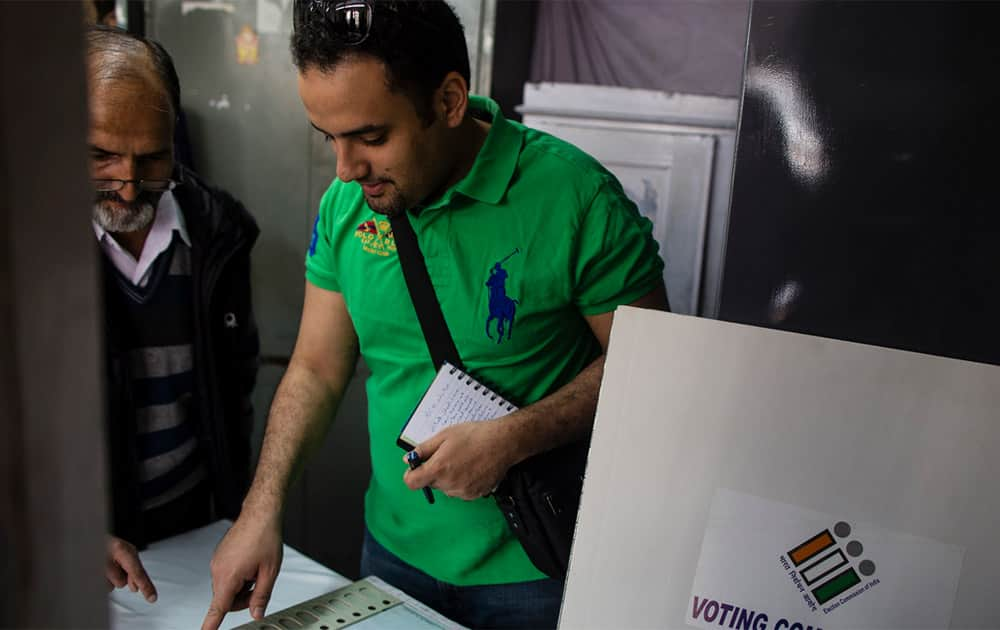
[560,308,999,629]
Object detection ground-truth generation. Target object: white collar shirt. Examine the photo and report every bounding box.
[93,190,192,288]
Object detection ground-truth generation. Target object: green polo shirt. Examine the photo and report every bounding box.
[305,96,663,586]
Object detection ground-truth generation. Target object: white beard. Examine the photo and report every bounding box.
[93,199,155,233]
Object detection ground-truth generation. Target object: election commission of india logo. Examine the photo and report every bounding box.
[355,217,396,257]
[780,520,879,615]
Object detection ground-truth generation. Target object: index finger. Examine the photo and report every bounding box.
[201,578,241,630]
[411,430,448,463]
[116,550,157,603]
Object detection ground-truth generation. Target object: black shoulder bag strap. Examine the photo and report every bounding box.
[389,211,463,371]
[389,209,583,581]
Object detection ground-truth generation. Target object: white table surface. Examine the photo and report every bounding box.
[109,520,352,630]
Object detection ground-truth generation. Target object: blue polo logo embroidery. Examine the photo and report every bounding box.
[354,216,396,257]
[485,248,520,343]
[308,215,320,257]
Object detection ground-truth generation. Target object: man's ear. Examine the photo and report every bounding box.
[436,71,469,129]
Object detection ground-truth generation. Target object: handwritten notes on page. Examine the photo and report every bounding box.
[398,362,517,449]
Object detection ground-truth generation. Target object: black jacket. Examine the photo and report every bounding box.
[104,165,260,547]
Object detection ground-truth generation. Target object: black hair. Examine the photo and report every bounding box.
[85,25,182,120]
[93,1,116,22]
[291,0,471,123]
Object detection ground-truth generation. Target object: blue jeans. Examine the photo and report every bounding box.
[360,529,564,629]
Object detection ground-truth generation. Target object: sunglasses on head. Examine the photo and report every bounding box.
[310,0,373,44]
[306,0,442,46]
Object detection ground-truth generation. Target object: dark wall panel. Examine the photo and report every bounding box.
[0,2,108,626]
[491,0,538,120]
[720,1,1000,365]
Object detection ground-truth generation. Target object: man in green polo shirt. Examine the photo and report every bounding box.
[203,2,667,629]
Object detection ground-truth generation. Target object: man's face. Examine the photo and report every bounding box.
[88,77,174,234]
[297,57,452,216]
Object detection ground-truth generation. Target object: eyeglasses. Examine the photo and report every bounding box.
[310,0,376,45]
[93,179,177,193]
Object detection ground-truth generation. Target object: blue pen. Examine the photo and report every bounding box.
[407,450,435,504]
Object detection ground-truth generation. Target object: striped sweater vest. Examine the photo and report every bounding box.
[104,234,207,514]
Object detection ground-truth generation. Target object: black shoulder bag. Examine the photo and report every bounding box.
[390,211,588,580]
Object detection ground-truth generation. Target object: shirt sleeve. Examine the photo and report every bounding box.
[572,178,665,315]
[304,184,341,292]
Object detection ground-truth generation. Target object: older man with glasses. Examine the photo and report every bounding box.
[86,25,260,604]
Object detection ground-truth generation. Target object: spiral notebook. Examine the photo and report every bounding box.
[397,361,518,450]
